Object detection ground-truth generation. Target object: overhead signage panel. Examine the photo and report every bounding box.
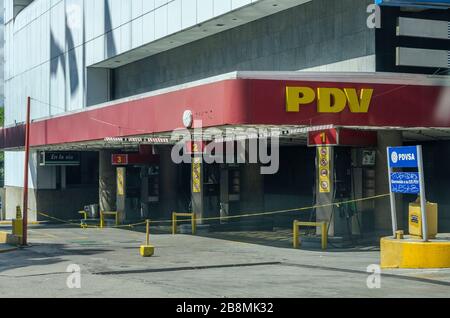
[112,154,129,166]
[391,172,420,194]
[308,128,378,147]
[39,152,80,166]
[308,129,339,147]
[388,146,418,168]
[112,153,160,166]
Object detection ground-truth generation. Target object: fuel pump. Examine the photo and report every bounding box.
[312,128,378,241]
[148,166,160,202]
[219,164,241,224]
[203,164,220,218]
[333,147,355,239]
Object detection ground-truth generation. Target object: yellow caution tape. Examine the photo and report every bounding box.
[37,211,100,228]
[36,211,147,229]
[150,193,390,224]
[33,193,389,229]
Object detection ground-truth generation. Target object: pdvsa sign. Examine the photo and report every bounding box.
[286,87,374,113]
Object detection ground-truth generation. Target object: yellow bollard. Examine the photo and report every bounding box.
[293,221,299,249]
[293,220,328,250]
[172,212,177,235]
[12,206,23,245]
[321,222,328,250]
[192,213,197,235]
[146,220,150,245]
[100,211,104,228]
[172,213,196,235]
[395,230,404,240]
[16,206,22,219]
[12,219,23,241]
[78,211,88,220]
[140,220,155,257]
[100,211,119,228]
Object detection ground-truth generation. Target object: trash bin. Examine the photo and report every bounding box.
[84,204,99,219]
[409,198,438,239]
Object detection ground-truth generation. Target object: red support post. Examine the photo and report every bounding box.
[22,96,31,246]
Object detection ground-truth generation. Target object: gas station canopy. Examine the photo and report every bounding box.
[0,71,449,151]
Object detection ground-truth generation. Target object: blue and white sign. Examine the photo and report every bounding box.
[375,0,450,9]
[391,172,420,194]
[387,144,429,241]
[388,146,418,168]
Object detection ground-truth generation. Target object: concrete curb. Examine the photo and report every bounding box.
[381,236,450,269]
[0,221,45,225]
[0,232,21,245]
[0,245,19,254]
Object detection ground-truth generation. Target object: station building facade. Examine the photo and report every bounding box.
[1,0,449,238]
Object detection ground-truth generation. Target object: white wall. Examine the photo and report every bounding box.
[5,151,36,188]
[5,150,58,189]
[4,0,264,126]
[0,0,4,105]
[3,0,266,187]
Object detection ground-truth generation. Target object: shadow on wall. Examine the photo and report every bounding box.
[50,0,119,110]
[49,15,79,96]
[50,27,79,111]
[111,0,375,100]
[66,22,79,96]
[104,0,116,58]
[50,31,66,85]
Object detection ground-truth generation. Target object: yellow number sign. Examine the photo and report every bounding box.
[318,146,331,193]
[117,168,125,196]
[192,157,201,193]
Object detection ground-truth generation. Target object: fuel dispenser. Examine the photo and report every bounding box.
[352,148,377,234]
[116,166,141,222]
[148,166,160,203]
[203,164,218,216]
[311,127,378,239]
[229,167,241,202]
[112,149,160,222]
[218,164,241,224]
[333,147,355,238]
[316,146,377,239]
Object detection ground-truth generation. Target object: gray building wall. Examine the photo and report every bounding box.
[113,0,375,99]
[376,6,450,74]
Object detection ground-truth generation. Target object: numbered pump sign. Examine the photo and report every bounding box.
[387,146,429,241]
